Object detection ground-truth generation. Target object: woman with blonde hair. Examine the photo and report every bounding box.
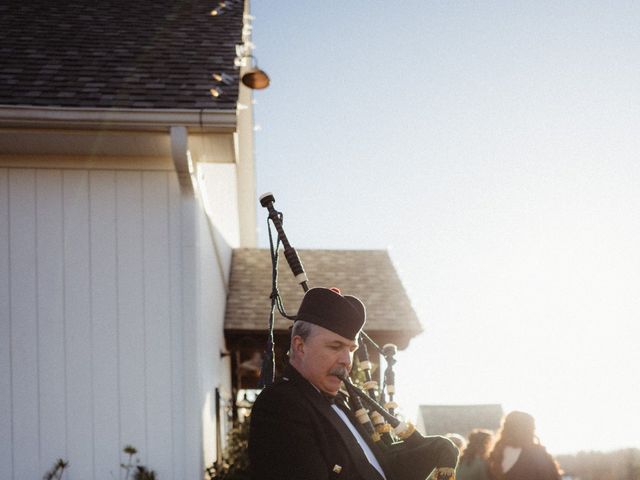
[457,429,494,480]
[488,411,560,480]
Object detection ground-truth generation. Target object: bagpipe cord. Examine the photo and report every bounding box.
[258,213,296,388]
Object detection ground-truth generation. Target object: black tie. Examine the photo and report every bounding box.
[322,392,337,404]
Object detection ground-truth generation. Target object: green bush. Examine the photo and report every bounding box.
[207,421,251,480]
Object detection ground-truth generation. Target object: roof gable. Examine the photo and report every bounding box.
[225,248,423,347]
[0,0,243,110]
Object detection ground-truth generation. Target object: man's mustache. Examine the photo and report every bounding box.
[330,366,349,378]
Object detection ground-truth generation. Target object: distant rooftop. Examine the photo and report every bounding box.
[0,0,243,110]
[225,249,423,349]
[418,404,504,437]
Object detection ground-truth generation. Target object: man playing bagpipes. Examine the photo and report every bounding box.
[248,287,459,480]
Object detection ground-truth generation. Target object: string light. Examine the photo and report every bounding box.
[210,2,270,93]
[210,0,227,16]
[211,0,243,17]
[212,72,235,85]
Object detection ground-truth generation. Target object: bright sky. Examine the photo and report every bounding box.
[250,1,640,455]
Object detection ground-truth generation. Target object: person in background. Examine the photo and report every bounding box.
[488,411,560,480]
[457,429,494,480]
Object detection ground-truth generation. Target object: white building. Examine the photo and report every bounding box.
[0,1,257,478]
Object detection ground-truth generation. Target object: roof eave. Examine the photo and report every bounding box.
[0,105,237,132]
[224,327,422,351]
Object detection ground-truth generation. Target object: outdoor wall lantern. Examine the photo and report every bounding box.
[241,55,270,90]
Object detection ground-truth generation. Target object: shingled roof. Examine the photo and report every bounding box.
[0,0,243,110]
[225,249,423,348]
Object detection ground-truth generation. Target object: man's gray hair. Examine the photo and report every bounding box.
[291,320,316,342]
[289,320,317,361]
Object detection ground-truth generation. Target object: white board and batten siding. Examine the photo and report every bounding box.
[0,167,232,480]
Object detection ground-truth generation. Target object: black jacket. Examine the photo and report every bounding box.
[502,445,560,480]
[249,364,458,480]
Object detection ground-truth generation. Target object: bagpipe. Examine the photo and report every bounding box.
[258,192,459,480]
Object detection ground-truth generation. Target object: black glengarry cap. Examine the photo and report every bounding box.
[295,287,366,341]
